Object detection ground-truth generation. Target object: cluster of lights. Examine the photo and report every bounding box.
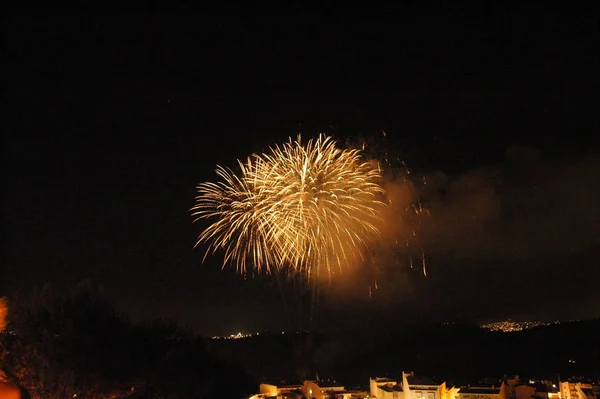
[480,320,558,332]
[211,332,259,340]
[211,331,307,339]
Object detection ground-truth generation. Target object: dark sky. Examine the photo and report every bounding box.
[3,10,600,336]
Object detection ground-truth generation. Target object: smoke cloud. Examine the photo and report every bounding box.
[420,146,600,260]
[323,145,600,323]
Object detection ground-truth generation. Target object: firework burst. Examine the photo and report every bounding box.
[191,135,385,280]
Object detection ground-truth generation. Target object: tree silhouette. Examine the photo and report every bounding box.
[0,282,256,399]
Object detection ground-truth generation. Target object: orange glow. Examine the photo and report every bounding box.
[0,382,21,399]
[0,297,7,332]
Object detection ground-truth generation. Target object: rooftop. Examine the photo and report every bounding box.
[373,377,397,383]
[525,383,551,392]
[408,376,440,386]
[460,387,502,394]
[381,385,404,392]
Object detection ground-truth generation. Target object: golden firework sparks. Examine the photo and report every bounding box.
[191,135,385,280]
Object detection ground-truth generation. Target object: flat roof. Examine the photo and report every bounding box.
[408,376,440,386]
[373,377,397,382]
[460,387,501,394]
[381,385,403,392]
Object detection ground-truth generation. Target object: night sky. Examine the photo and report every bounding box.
[3,10,600,336]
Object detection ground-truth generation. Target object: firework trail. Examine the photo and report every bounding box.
[346,131,429,301]
[191,135,385,281]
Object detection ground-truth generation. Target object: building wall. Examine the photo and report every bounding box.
[303,380,326,399]
[303,382,356,399]
[501,383,508,399]
[370,379,378,398]
[377,388,403,399]
[575,385,596,399]
[370,374,449,399]
[404,373,414,399]
[459,392,501,399]
[371,378,402,399]
[444,386,461,399]
[260,384,279,396]
[560,382,572,399]
[414,389,438,399]
[560,381,596,399]
[515,385,536,399]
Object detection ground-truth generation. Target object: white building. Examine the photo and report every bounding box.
[248,382,302,399]
[559,380,597,399]
[458,384,507,399]
[370,377,404,399]
[370,371,448,399]
[248,380,368,399]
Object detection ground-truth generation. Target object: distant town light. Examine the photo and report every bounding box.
[480,320,558,332]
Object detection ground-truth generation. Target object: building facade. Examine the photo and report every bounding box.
[370,372,450,399]
[458,384,507,399]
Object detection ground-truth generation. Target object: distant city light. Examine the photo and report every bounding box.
[211,332,254,340]
[480,320,559,332]
[211,331,300,340]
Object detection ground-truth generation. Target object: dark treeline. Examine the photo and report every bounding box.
[0,283,255,399]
